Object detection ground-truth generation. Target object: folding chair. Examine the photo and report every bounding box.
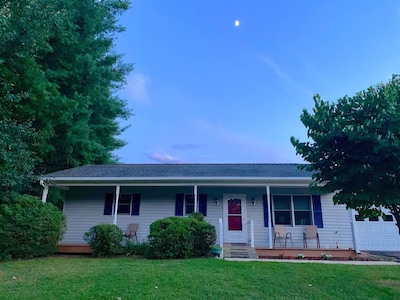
[303,225,320,248]
[273,224,293,248]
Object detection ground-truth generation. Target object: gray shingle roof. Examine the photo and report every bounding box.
[42,163,312,179]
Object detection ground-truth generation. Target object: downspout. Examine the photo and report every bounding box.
[194,185,198,212]
[350,209,361,254]
[40,180,49,203]
[113,185,120,225]
[266,185,273,249]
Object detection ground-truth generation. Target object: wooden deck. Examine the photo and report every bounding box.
[256,248,358,260]
[57,244,92,254]
[56,243,358,261]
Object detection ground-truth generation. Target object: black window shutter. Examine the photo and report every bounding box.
[199,194,207,216]
[131,194,141,216]
[104,193,114,215]
[263,194,269,227]
[175,194,184,216]
[312,195,324,228]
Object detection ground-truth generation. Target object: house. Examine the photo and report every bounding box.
[39,163,400,253]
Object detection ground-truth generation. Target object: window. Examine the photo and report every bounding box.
[384,214,394,222]
[118,194,132,214]
[103,193,141,216]
[185,194,195,215]
[355,215,365,221]
[273,195,291,225]
[293,196,312,225]
[273,195,312,226]
[369,216,379,222]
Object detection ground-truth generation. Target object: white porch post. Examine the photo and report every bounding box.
[41,183,49,203]
[113,185,120,225]
[266,185,273,249]
[250,220,255,248]
[350,209,361,253]
[194,185,198,212]
[219,217,224,241]
[219,218,224,258]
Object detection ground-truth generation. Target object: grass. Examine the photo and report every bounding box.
[1,256,399,299]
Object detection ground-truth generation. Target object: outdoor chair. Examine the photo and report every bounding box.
[124,223,138,242]
[303,225,320,248]
[273,224,293,248]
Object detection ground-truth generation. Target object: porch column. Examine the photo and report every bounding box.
[40,180,49,203]
[113,185,120,225]
[266,185,273,249]
[350,209,361,253]
[194,185,198,212]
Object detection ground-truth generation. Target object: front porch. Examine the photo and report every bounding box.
[221,243,358,260]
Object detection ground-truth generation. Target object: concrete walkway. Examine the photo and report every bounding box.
[224,258,400,265]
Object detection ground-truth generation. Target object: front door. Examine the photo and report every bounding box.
[223,194,247,243]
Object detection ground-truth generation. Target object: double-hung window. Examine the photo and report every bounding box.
[273,195,312,226]
[185,194,195,215]
[117,194,132,214]
[104,193,141,216]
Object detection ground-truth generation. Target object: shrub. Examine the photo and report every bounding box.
[84,224,124,257]
[147,213,216,259]
[125,240,151,256]
[0,194,65,261]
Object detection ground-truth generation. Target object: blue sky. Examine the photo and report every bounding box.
[114,0,400,164]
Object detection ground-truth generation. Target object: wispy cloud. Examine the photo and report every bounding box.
[148,153,186,163]
[125,73,152,104]
[259,54,313,97]
[259,55,289,80]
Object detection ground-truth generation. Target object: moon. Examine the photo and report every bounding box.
[234,20,240,27]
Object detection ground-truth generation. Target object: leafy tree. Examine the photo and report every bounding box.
[35,0,132,173]
[1,0,133,201]
[0,121,38,202]
[291,75,400,233]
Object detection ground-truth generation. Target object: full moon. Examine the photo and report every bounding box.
[234,20,240,27]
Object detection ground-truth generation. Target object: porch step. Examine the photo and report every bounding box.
[223,243,259,259]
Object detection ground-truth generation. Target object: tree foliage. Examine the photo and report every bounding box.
[291,75,400,233]
[0,0,132,202]
[0,194,65,261]
[1,0,132,169]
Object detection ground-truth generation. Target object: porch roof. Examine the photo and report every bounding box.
[41,163,314,187]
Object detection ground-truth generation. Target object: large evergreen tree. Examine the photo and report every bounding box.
[291,75,400,233]
[0,0,132,193]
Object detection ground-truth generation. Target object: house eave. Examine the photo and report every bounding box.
[41,176,313,187]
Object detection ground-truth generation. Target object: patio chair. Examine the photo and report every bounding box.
[124,223,138,242]
[273,224,293,248]
[303,225,320,248]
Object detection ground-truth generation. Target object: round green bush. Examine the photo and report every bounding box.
[84,224,124,257]
[147,213,216,259]
[0,194,66,261]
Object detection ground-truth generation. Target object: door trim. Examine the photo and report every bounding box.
[223,194,247,243]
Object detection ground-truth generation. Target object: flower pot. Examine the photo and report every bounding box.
[211,248,222,256]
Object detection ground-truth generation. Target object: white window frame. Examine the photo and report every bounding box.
[272,194,314,227]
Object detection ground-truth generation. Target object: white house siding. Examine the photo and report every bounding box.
[61,186,224,245]
[248,193,355,249]
[60,187,355,250]
[61,187,115,244]
[316,194,354,250]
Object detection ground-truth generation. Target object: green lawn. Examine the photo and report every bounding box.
[1,257,399,299]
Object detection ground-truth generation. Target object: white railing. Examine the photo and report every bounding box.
[250,220,254,248]
[219,218,224,258]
